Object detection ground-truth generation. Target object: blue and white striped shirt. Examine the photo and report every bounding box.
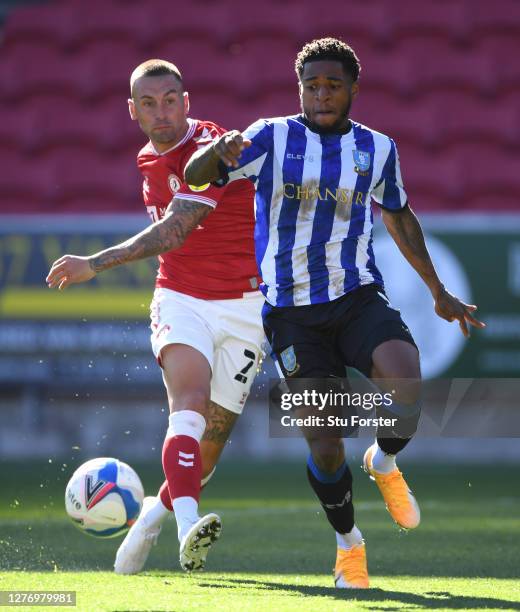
[222,115,407,307]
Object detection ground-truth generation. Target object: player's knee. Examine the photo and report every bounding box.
[371,340,420,382]
[308,438,345,473]
[371,341,421,404]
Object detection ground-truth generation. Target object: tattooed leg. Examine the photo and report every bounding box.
[200,401,239,480]
[162,358,237,482]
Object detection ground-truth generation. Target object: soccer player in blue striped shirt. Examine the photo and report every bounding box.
[185,37,485,588]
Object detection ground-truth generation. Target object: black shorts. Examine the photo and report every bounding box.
[263,283,417,378]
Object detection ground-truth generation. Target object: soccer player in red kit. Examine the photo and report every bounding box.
[46,60,265,573]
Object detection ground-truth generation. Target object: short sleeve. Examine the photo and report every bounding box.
[220,119,273,184]
[174,181,228,208]
[372,138,408,211]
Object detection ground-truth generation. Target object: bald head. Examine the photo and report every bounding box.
[128,59,190,153]
[130,59,183,98]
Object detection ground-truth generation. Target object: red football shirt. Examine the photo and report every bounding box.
[137,118,260,299]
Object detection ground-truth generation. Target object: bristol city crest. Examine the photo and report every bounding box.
[168,174,181,194]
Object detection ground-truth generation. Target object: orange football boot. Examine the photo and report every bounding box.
[363,445,420,529]
[334,542,370,589]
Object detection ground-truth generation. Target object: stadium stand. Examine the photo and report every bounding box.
[0,1,77,48]
[0,0,519,212]
[0,0,43,26]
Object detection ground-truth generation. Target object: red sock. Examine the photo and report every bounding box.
[159,480,172,511]
[162,434,202,503]
[159,465,213,511]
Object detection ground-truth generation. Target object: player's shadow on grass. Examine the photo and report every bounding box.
[197,577,520,610]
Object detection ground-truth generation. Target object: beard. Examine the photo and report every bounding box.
[150,127,178,143]
[304,99,352,134]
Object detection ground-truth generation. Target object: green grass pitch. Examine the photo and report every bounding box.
[0,459,519,611]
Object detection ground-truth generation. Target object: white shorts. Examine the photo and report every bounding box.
[150,287,265,414]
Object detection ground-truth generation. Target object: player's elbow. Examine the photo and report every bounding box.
[184,160,195,184]
[185,147,218,186]
[184,155,203,186]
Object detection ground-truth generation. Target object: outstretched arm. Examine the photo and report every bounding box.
[381,205,485,337]
[46,198,211,290]
[185,130,251,185]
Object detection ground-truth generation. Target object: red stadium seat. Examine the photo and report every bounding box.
[188,91,257,131]
[229,36,298,98]
[397,144,462,203]
[331,33,378,74]
[221,2,306,45]
[151,37,219,67]
[452,143,520,197]
[356,35,499,98]
[477,34,520,94]
[384,0,471,45]
[407,46,497,97]
[1,0,519,214]
[429,92,519,150]
[80,42,145,100]
[353,93,439,148]
[252,88,301,123]
[0,153,56,210]
[152,38,229,85]
[2,3,78,50]
[302,2,393,48]
[149,0,233,47]
[401,193,454,213]
[357,87,520,152]
[0,44,91,101]
[0,115,144,213]
[66,0,155,49]
[496,91,520,148]
[45,148,141,211]
[0,105,33,152]
[466,0,520,37]
[154,39,245,98]
[400,141,520,211]
[48,195,140,213]
[0,195,46,214]
[0,148,141,213]
[19,97,141,155]
[358,50,415,97]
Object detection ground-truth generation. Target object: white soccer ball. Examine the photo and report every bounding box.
[65,457,144,538]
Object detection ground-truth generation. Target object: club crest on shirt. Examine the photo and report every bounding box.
[168,174,181,194]
[280,345,299,376]
[353,150,371,176]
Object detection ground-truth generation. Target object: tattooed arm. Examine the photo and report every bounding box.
[46,198,211,290]
[382,205,485,337]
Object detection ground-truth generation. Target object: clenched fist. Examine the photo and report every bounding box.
[212,130,252,168]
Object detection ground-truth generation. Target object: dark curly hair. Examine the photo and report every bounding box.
[295,38,361,82]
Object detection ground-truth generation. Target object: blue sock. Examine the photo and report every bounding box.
[306,455,355,534]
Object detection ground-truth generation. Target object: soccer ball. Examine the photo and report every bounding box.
[65,457,144,538]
